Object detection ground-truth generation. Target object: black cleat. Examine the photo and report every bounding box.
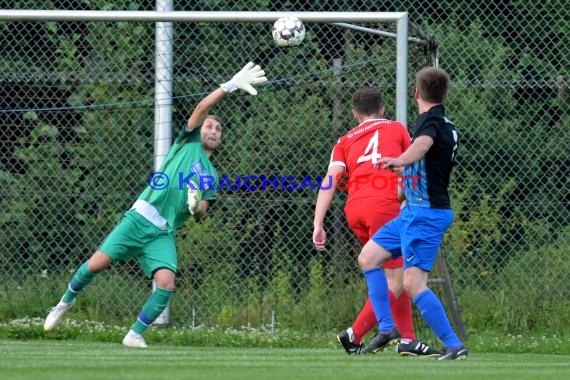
[337,328,364,355]
[397,339,442,357]
[437,346,469,360]
[362,328,401,354]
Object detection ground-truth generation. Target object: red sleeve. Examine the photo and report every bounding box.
[329,138,346,168]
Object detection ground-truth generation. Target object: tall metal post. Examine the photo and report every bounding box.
[152,0,174,326]
[395,13,408,125]
[154,0,174,170]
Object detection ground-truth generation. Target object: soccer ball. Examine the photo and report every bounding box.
[272,16,305,47]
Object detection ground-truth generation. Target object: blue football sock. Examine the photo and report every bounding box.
[413,289,462,349]
[363,268,395,333]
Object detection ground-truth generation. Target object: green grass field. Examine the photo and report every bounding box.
[1,340,568,380]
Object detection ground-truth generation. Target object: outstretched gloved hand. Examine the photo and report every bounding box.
[220,62,268,95]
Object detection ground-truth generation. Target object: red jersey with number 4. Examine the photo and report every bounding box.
[329,118,411,206]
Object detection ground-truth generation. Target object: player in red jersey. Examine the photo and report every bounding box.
[313,87,440,356]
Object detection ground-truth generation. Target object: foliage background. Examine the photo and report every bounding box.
[0,0,568,339]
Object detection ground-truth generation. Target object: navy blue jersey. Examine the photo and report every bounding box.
[402,105,458,209]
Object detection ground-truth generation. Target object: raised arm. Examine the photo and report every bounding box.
[187,88,226,131]
[187,62,267,130]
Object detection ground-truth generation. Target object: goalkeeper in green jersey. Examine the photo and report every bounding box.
[43,62,267,348]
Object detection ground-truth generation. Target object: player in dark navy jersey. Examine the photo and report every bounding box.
[401,103,458,209]
[356,67,468,360]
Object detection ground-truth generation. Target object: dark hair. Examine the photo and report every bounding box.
[415,67,450,103]
[352,87,384,115]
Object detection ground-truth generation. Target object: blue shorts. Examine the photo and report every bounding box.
[371,205,453,271]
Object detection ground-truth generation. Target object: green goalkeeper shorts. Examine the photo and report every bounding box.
[99,210,177,278]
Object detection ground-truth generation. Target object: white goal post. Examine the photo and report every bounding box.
[0,9,410,125]
[0,8,411,325]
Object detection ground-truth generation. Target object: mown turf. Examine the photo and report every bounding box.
[0,340,568,380]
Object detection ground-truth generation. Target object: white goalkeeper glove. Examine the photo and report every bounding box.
[220,62,267,95]
[187,186,203,215]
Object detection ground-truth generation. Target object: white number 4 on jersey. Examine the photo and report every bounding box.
[357,130,381,164]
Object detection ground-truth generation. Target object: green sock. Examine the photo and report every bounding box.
[61,262,96,303]
[132,287,174,334]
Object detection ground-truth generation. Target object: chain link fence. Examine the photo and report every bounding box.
[1,1,568,337]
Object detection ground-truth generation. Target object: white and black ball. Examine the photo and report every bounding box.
[272,16,305,47]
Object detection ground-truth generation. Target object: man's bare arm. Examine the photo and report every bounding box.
[187,88,227,131]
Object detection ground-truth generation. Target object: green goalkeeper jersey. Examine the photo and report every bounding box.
[138,127,219,233]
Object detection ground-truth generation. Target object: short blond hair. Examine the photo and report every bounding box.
[416,67,450,103]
